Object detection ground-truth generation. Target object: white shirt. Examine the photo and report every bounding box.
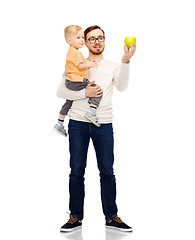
[56,59,130,123]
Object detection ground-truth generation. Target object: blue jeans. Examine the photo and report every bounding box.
[68,119,118,221]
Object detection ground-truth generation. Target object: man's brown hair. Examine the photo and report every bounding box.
[84,25,105,41]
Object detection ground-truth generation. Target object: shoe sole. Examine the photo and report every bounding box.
[60,225,82,232]
[53,127,68,137]
[106,225,133,232]
[84,115,101,127]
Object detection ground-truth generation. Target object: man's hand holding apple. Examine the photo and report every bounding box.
[122,43,136,64]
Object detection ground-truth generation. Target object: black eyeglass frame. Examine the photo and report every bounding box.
[86,36,105,43]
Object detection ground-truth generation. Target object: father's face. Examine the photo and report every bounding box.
[85,29,105,55]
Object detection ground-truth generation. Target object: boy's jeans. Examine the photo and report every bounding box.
[68,119,118,221]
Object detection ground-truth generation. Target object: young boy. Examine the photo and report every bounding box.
[54,25,102,136]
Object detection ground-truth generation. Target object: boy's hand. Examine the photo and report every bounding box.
[122,44,136,63]
[88,61,98,69]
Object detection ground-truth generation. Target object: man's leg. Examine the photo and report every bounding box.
[91,123,118,221]
[68,120,90,220]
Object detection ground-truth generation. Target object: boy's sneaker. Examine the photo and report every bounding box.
[60,215,82,232]
[84,110,101,127]
[53,123,68,137]
[106,216,133,232]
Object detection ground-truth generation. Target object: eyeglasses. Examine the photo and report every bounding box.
[86,36,105,44]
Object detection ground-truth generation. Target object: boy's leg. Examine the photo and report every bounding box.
[59,79,89,119]
[53,100,73,137]
[65,79,102,127]
[59,114,65,121]
[88,95,102,108]
[85,87,102,127]
[65,79,88,91]
[88,82,102,108]
[58,113,65,127]
[54,79,88,137]
[66,79,102,106]
[60,100,73,116]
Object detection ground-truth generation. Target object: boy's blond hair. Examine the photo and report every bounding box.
[64,25,82,42]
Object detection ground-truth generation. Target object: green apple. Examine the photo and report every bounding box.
[124,36,136,48]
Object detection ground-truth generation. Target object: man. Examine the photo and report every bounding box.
[56,25,136,232]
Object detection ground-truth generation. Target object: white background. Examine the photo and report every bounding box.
[0,1,195,240]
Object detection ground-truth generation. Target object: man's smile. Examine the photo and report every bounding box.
[93,44,102,49]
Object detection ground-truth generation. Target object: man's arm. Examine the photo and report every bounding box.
[113,44,136,91]
[56,72,86,100]
[113,63,130,91]
[56,71,103,100]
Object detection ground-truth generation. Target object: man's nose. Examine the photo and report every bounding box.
[95,40,100,45]
[95,38,100,43]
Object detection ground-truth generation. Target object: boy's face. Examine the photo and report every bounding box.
[68,30,85,49]
[85,29,105,55]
